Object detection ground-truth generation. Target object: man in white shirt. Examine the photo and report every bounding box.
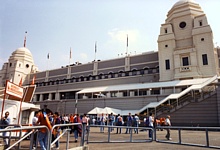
[165,115,172,140]
[148,113,154,139]
[32,111,39,149]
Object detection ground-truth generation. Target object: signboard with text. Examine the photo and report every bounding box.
[5,81,24,99]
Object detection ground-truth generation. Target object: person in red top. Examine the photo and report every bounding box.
[37,110,52,150]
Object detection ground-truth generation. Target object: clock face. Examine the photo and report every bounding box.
[179,21,186,29]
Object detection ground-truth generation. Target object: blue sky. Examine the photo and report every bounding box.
[1,0,220,71]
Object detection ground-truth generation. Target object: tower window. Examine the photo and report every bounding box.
[165,59,170,70]
[26,64,29,68]
[182,57,189,66]
[202,54,208,65]
[179,21,186,29]
[199,20,203,26]
[165,45,168,48]
[164,28,168,33]
[201,38,204,41]
[9,63,12,67]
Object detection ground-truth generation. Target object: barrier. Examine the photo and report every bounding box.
[155,126,220,149]
[87,125,154,143]
[50,123,84,150]
[0,125,50,150]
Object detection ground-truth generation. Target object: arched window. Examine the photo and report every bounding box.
[99,73,104,79]
[109,72,114,78]
[131,69,137,76]
[118,70,124,77]
[80,76,84,81]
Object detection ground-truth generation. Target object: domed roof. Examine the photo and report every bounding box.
[10,47,34,63]
[174,0,195,6]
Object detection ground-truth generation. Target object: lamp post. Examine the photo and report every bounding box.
[75,99,78,114]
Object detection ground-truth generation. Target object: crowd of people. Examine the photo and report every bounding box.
[31,110,90,150]
[0,109,171,150]
[92,112,172,141]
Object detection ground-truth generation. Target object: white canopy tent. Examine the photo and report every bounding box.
[87,107,103,114]
[99,107,121,115]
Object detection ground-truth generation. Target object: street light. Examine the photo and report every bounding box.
[75,99,78,114]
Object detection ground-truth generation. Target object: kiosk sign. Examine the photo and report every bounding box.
[6,81,24,99]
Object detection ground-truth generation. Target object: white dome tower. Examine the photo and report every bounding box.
[158,0,219,81]
[0,33,38,86]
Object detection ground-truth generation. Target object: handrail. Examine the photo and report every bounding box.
[155,126,220,149]
[0,125,50,150]
[50,123,83,150]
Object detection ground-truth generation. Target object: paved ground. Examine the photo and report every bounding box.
[8,127,220,149]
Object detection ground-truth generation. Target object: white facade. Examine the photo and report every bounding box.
[158,0,219,81]
[0,47,38,86]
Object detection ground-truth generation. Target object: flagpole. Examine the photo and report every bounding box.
[47,53,50,70]
[24,31,27,47]
[94,41,97,61]
[126,34,128,56]
[69,47,72,65]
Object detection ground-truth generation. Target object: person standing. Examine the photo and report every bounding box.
[82,114,88,135]
[52,112,61,149]
[73,114,82,142]
[165,115,172,140]
[134,114,140,134]
[125,113,133,134]
[99,113,106,133]
[1,111,11,148]
[32,111,39,149]
[116,114,123,134]
[148,113,154,139]
[37,110,52,150]
[108,113,115,132]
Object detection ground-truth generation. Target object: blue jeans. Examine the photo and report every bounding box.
[74,129,79,140]
[3,131,9,146]
[38,131,48,150]
[134,122,139,134]
[149,126,153,138]
[55,130,60,148]
[125,121,132,133]
[100,121,105,132]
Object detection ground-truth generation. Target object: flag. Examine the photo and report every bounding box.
[70,47,72,59]
[127,34,128,47]
[19,77,22,86]
[31,75,36,85]
[47,53,50,60]
[95,42,97,53]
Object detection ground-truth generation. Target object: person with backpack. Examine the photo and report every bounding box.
[148,113,154,139]
[73,114,82,142]
[116,114,123,134]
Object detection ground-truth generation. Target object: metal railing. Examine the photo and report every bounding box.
[0,125,50,150]
[50,123,84,150]
[155,126,220,149]
[87,125,154,143]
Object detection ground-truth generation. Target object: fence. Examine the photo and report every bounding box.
[155,126,220,149]
[0,123,85,150]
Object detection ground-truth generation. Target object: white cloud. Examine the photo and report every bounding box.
[108,28,139,44]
